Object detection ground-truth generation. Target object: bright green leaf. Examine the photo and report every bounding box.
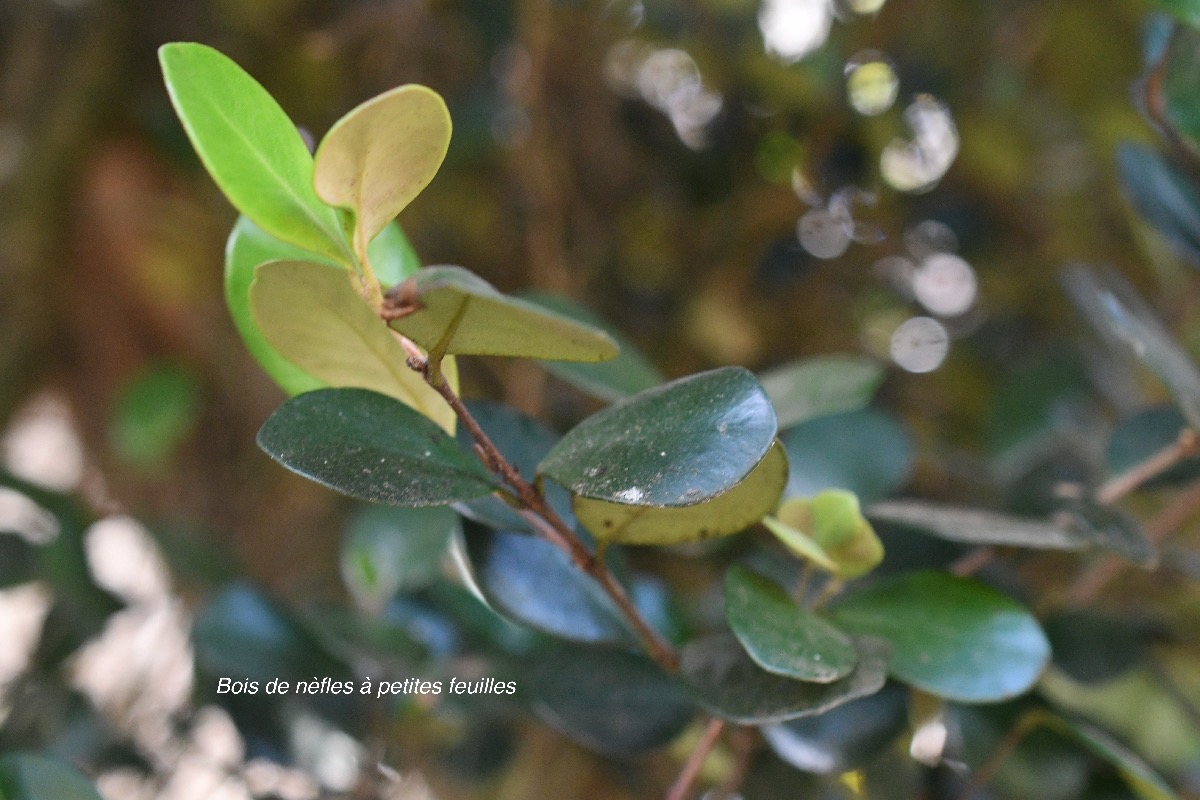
[529,645,695,757]
[158,43,350,264]
[680,633,890,725]
[0,753,103,800]
[520,291,664,402]
[724,565,858,682]
[463,524,633,644]
[760,355,885,430]
[831,571,1050,702]
[383,266,618,361]
[341,505,457,613]
[368,221,423,286]
[256,388,499,507]
[572,440,788,545]
[250,259,456,432]
[776,491,884,578]
[763,514,841,573]
[540,366,778,506]
[314,85,451,263]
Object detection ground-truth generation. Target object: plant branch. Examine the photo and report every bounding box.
[666,718,726,800]
[1095,428,1200,505]
[403,343,679,673]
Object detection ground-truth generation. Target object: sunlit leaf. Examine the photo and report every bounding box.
[384,266,618,361]
[831,571,1050,702]
[680,633,890,725]
[250,259,455,432]
[0,752,103,800]
[257,388,498,507]
[463,525,632,644]
[776,490,884,578]
[761,682,909,775]
[529,645,695,757]
[724,565,858,682]
[158,43,350,263]
[760,355,885,430]
[540,367,778,506]
[520,291,664,402]
[340,505,457,612]
[313,85,451,261]
[782,408,912,504]
[571,441,787,545]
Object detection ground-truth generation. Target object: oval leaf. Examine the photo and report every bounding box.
[314,85,451,259]
[251,259,456,432]
[0,753,103,800]
[529,645,695,757]
[867,500,1101,551]
[830,571,1050,702]
[383,266,618,361]
[680,633,889,725]
[341,505,458,612]
[256,387,498,507]
[572,440,788,545]
[541,366,778,506]
[519,291,664,402]
[782,408,912,504]
[760,355,885,430]
[158,43,349,263]
[725,565,857,682]
[463,524,632,644]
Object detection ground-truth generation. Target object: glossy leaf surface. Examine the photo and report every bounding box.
[572,440,787,545]
[159,43,349,263]
[463,525,631,644]
[0,753,104,800]
[250,259,455,432]
[541,367,777,506]
[520,291,663,402]
[831,571,1050,702]
[782,408,912,504]
[384,266,618,361]
[725,565,857,682]
[681,633,888,725]
[313,85,451,258]
[760,355,885,430]
[257,388,498,507]
[529,645,695,757]
[340,505,457,612]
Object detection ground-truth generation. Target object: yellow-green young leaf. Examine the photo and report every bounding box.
[314,85,452,262]
[762,515,840,573]
[384,266,619,361]
[774,491,884,578]
[158,43,350,265]
[250,260,456,433]
[573,441,788,546]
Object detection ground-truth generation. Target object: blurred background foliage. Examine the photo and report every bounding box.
[3,0,1200,798]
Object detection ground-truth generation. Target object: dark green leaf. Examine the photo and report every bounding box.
[529,645,695,757]
[1056,495,1158,567]
[782,408,912,504]
[866,500,1095,551]
[831,571,1050,702]
[340,505,457,612]
[193,583,349,684]
[384,266,618,361]
[760,355,885,430]
[1116,144,1200,267]
[1062,264,1200,430]
[571,440,788,546]
[520,291,663,402]
[257,388,499,506]
[1108,404,1200,488]
[462,524,632,644]
[1043,611,1145,685]
[454,401,572,533]
[158,43,350,263]
[0,752,103,800]
[109,362,201,469]
[0,533,35,587]
[680,633,890,725]
[540,366,778,506]
[724,566,857,682]
[761,682,909,775]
